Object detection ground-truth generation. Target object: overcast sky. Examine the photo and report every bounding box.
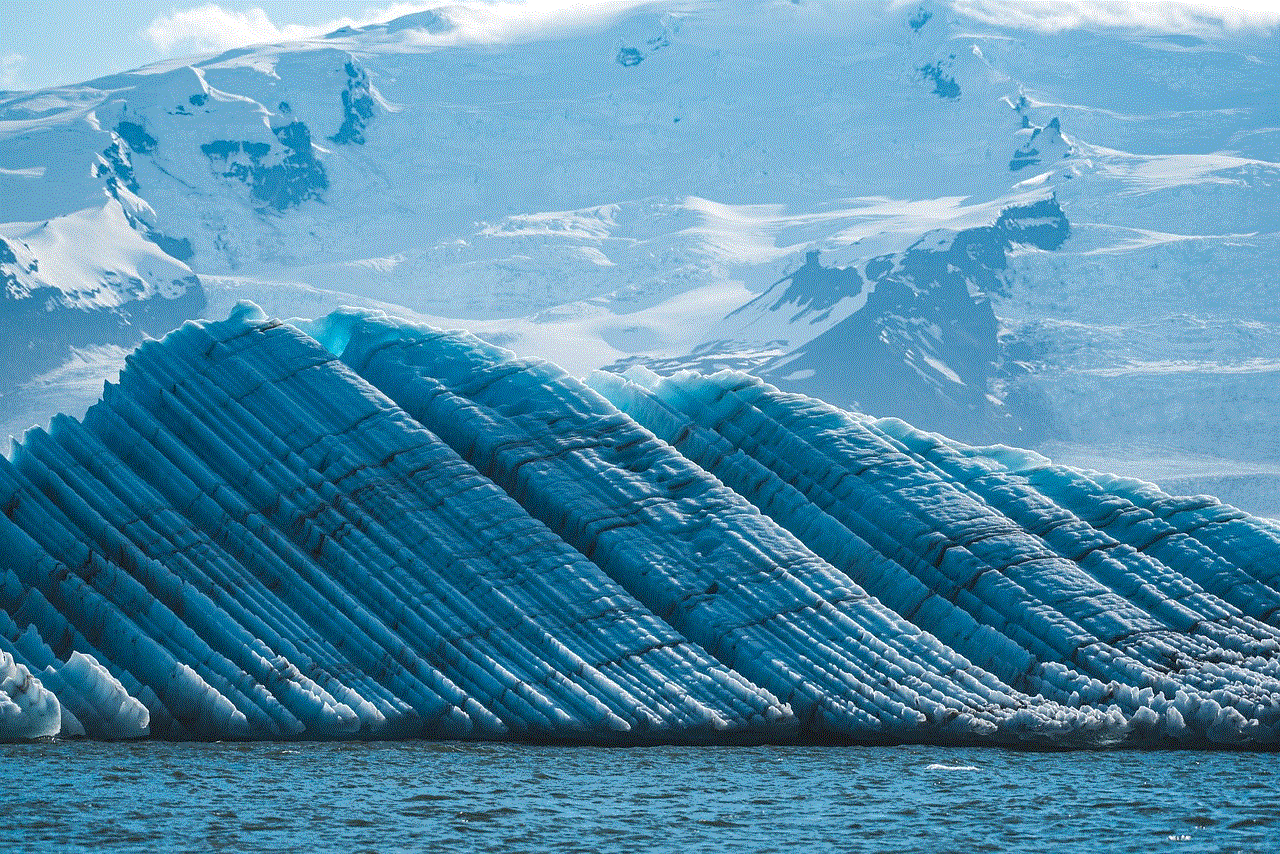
[2,0,1278,93]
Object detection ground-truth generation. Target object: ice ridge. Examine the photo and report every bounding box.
[3,306,1280,746]
[0,305,786,741]
[591,366,1280,745]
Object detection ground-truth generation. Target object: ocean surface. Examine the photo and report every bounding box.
[4,740,1276,852]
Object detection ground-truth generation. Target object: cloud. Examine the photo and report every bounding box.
[950,0,1280,35]
[402,1,660,46]
[0,53,27,90]
[142,3,439,56]
[142,1,658,58]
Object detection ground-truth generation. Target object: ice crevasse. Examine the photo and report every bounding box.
[2,303,1279,746]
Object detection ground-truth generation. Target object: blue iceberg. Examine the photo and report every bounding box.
[2,305,1278,746]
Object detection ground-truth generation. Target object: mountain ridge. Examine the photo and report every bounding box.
[1,0,1277,514]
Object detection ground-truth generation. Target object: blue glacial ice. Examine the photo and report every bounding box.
[2,304,1280,746]
[591,365,1280,744]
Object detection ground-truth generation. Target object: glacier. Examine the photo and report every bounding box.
[3,1,1279,520]
[3,305,1280,746]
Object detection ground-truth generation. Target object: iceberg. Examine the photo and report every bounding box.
[1,304,784,741]
[2,305,1279,746]
[0,650,61,740]
[590,365,1280,744]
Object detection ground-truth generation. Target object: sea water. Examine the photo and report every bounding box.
[4,741,1275,852]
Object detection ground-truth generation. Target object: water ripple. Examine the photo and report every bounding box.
[2,743,1278,852]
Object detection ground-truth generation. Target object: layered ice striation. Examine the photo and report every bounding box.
[0,305,784,741]
[4,306,1280,746]
[334,313,1113,745]
[593,366,1280,745]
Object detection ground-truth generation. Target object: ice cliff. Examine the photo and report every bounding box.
[3,306,1280,746]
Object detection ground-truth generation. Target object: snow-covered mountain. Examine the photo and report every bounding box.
[1,1,1277,511]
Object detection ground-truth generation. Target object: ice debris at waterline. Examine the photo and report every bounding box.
[3,306,1280,745]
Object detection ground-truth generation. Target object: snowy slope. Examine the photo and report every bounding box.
[0,1,1277,512]
[5,306,1280,745]
[0,204,202,392]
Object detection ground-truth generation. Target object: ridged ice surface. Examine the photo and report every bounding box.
[3,305,1280,746]
[0,304,786,741]
[593,365,1280,745]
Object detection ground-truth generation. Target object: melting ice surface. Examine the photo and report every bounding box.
[4,304,1280,746]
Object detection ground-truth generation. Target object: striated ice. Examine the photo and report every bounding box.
[1,305,1279,746]
[591,364,1280,744]
[0,650,61,740]
[1,305,787,741]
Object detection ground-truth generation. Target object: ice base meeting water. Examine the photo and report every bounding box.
[5,741,1275,853]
